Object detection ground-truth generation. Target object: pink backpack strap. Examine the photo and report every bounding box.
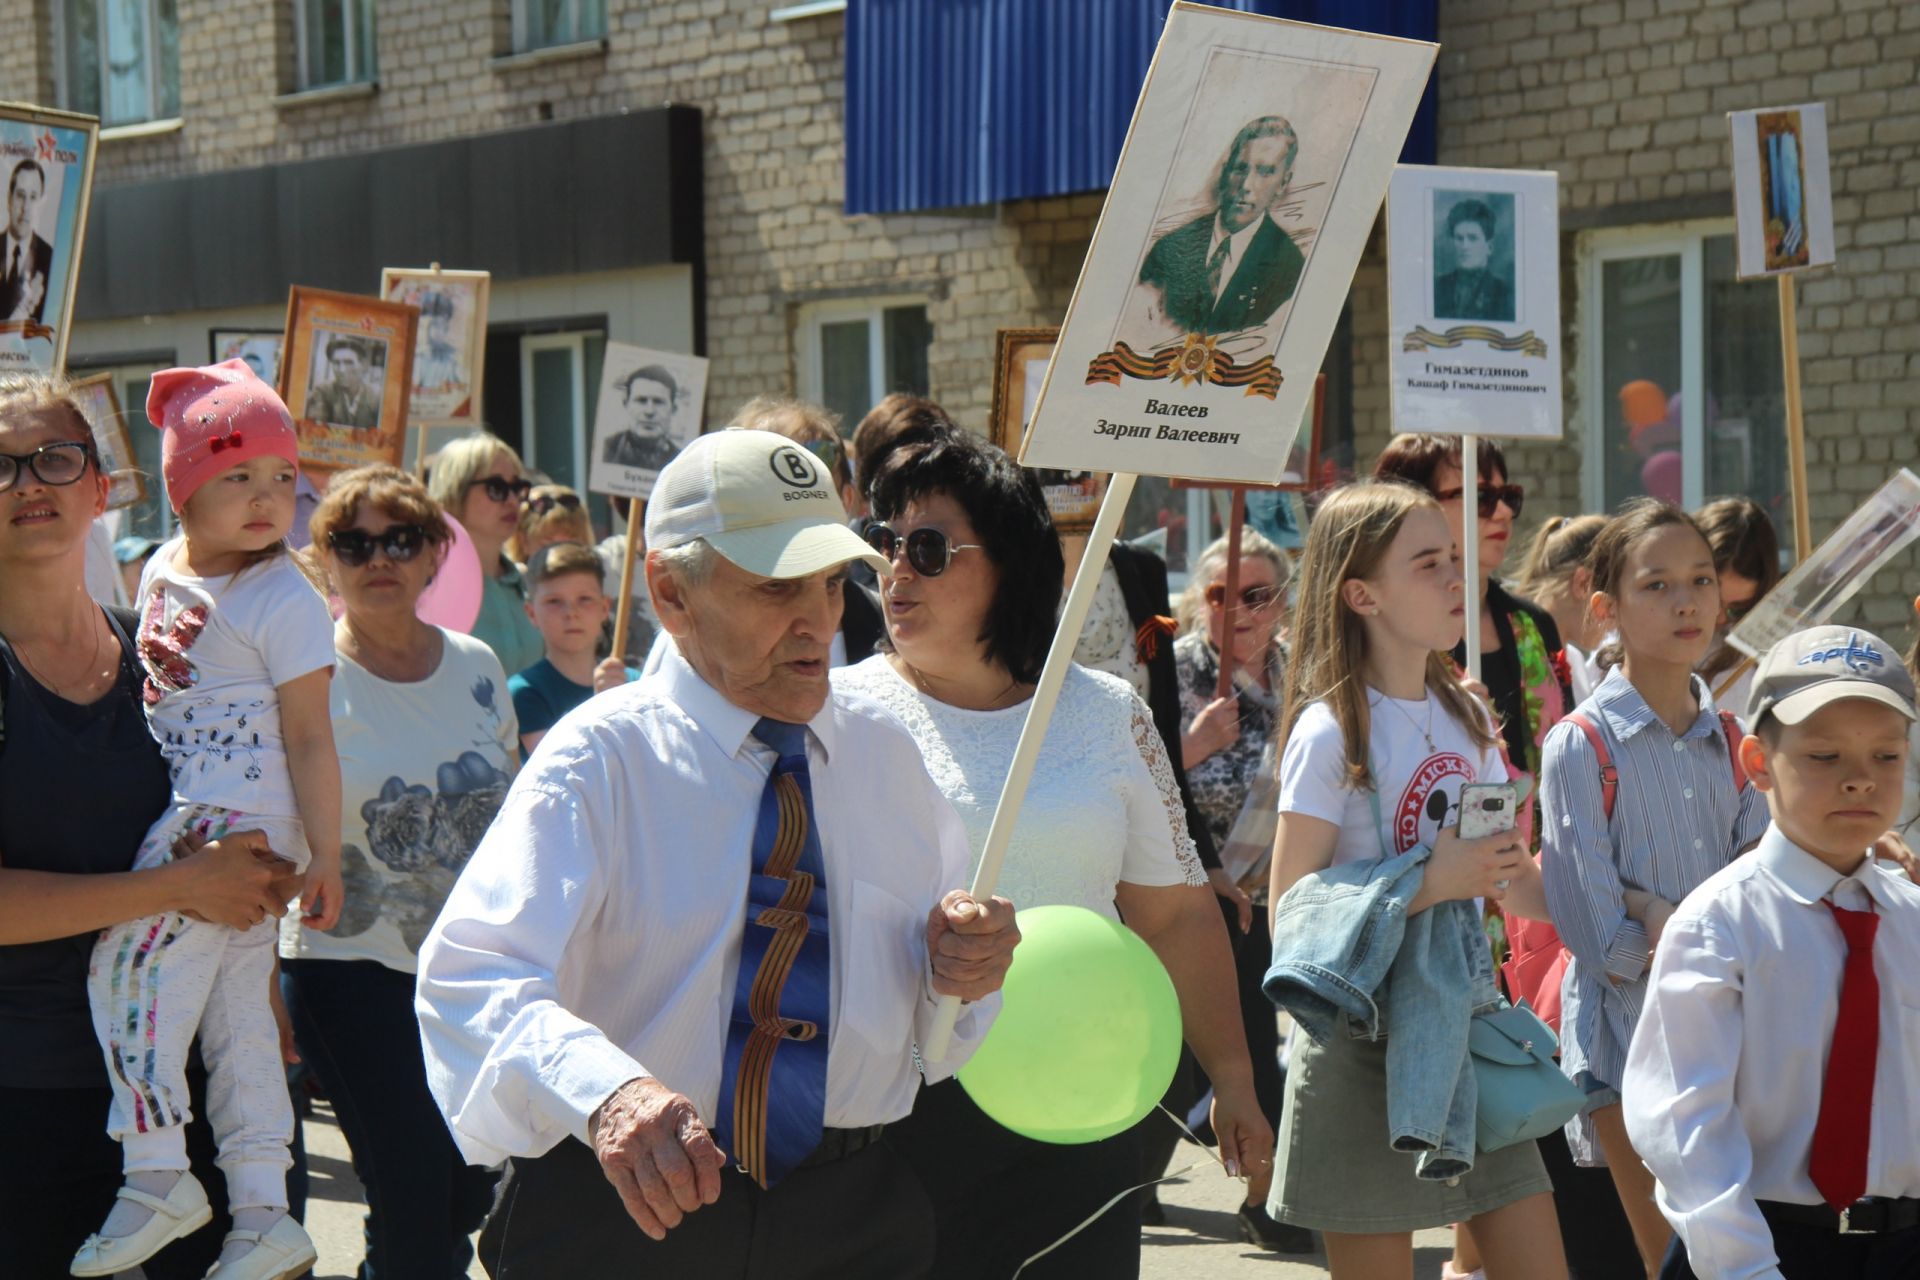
[1718,710,1749,794]
[1565,711,1617,821]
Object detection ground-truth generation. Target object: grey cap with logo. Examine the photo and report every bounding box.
[1748,625,1919,726]
[644,428,890,579]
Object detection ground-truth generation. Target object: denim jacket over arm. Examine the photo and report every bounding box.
[1263,847,1502,1180]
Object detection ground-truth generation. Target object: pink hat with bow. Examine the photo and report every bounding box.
[146,359,300,512]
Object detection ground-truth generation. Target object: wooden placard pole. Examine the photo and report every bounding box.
[610,501,643,660]
[922,471,1140,1061]
[1462,434,1483,683]
[1778,273,1812,562]
[1215,487,1248,699]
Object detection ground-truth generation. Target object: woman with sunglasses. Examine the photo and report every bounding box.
[0,374,292,1278]
[426,433,543,677]
[507,483,591,566]
[280,464,517,1278]
[839,433,1269,1279]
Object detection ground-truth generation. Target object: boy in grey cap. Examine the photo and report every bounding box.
[1624,626,1920,1280]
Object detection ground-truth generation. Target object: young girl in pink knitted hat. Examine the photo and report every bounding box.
[71,360,340,1280]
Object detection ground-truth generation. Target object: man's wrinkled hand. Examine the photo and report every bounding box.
[590,1077,728,1241]
[926,891,1019,1002]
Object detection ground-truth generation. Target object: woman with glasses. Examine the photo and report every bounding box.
[839,433,1269,1279]
[0,374,292,1277]
[426,432,543,676]
[279,464,517,1278]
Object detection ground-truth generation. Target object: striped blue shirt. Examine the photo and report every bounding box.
[1539,667,1769,1098]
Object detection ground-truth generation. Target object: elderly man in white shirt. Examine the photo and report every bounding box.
[416,429,1019,1278]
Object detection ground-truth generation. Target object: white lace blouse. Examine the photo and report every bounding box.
[835,657,1207,920]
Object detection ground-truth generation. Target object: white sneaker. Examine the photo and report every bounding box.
[202,1215,317,1280]
[69,1172,212,1277]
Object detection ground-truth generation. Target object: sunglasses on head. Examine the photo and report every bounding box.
[0,440,95,494]
[528,492,583,517]
[1205,582,1283,611]
[471,476,533,504]
[863,523,984,577]
[328,523,429,568]
[1436,482,1525,520]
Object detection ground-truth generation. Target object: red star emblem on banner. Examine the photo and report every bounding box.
[36,131,57,160]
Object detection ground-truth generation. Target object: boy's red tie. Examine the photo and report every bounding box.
[1808,900,1879,1212]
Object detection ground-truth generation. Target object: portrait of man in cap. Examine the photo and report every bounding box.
[306,335,384,431]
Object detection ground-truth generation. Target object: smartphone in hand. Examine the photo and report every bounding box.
[1460,782,1518,889]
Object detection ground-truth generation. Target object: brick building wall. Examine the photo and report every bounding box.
[5,0,1917,621]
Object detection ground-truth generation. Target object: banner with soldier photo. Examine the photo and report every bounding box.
[278,287,418,472]
[587,344,709,502]
[0,103,98,375]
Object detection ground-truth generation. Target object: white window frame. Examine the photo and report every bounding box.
[1577,218,1738,516]
[53,0,178,127]
[511,0,605,54]
[518,330,602,490]
[795,294,929,416]
[294,0,377,91]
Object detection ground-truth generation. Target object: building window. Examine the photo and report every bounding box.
[519,329,611,531]
[1582,224,1787,525]
[296,0,378,90]
[57,0,181,127]
[797,298,933,441]
[513,0,607,52]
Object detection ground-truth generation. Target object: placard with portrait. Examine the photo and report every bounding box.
[278,287,418,473]
[587,344,709,501]
[0,103,98,376]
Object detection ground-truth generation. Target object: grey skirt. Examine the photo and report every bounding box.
[1269,1021,1553,1234]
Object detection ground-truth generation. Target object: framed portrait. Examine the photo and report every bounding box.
[0,103,99,376]
[380,267,491,423]
[209,329,285,383]
[68,371,144,510]
[989,326,1110,535]
[1729,103,1834,279]
[1387,165,1562,440]
[587,343,710,501]
[1021,5,1435,486]
[278,287,417,473]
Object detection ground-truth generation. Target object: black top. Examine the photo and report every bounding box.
[1451,579,1569,774]
[0,607,172,1089]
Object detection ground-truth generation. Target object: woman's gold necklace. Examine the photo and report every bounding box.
[1379,688,1437,752]
[12,613,114,700]
[902,659,1025,711]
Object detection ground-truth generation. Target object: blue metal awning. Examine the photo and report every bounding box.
[845,0,1438,216]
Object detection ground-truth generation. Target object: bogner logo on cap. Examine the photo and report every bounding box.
[769,445,831,501]
[1797,631,1885,675]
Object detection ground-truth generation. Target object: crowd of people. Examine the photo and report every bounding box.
[0,361,1913,1280]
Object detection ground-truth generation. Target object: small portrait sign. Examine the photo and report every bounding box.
[380,267,491,423]
[1020,5,1436,485]
[210,329,284,384]
[1729,103,1834,279]
[68,371,144,510]
[1388,165,1563,440]
[278,287,418,473]
[587,344,709,501]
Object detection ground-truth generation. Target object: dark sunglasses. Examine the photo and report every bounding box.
[0,440,95,494]
[801,438,843,471]
[863,523,984,577]
[328,523,429,568]
[527,492,583,517]
[1205,582,1283,611]
[470,476,533,504]
[1436,482,1525,520]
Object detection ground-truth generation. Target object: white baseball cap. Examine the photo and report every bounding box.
[644,429,889,579]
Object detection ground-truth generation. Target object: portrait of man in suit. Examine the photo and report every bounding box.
[1432,196,1516,324]
[306,335,383,431]
[1137,115,1307,337]
[1,160,54,326]
[600,365,681,472]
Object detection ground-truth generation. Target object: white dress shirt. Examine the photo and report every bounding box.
[1205,214,1272,304]
[1623,825,1920,1280]
[415,646,993,1168]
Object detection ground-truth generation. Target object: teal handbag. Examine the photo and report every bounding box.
[1469,999,1586,1152]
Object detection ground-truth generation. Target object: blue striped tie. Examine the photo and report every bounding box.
[714,717,832,1187]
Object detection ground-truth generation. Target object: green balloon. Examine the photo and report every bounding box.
[957,903,1183,1144]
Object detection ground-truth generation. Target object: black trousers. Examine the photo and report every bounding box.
[1536,1123,1643,1279]
[479,1133,935,1279]
[888,1078,1144,1280]
[0,1070,226,1280]
[1659,1208,1920,1279]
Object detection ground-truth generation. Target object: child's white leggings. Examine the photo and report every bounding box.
[87,803,306,1212]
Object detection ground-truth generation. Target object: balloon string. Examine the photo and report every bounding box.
[1010,1104,1242,1279]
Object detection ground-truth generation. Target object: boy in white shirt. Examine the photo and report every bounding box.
[1624,625,1920,1280]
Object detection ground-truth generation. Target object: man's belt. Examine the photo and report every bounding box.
[791,1124,887,1172]
[1759,1197,1920,1234]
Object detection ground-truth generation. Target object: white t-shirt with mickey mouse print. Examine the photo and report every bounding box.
[136,540,336,818]
[1278,689,1504,867]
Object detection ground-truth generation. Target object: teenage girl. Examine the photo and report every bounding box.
[1693,497,1781,712]
[1539,500,1770,1278]
[72,361,341,1280]
[1267,481,1566,1280]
